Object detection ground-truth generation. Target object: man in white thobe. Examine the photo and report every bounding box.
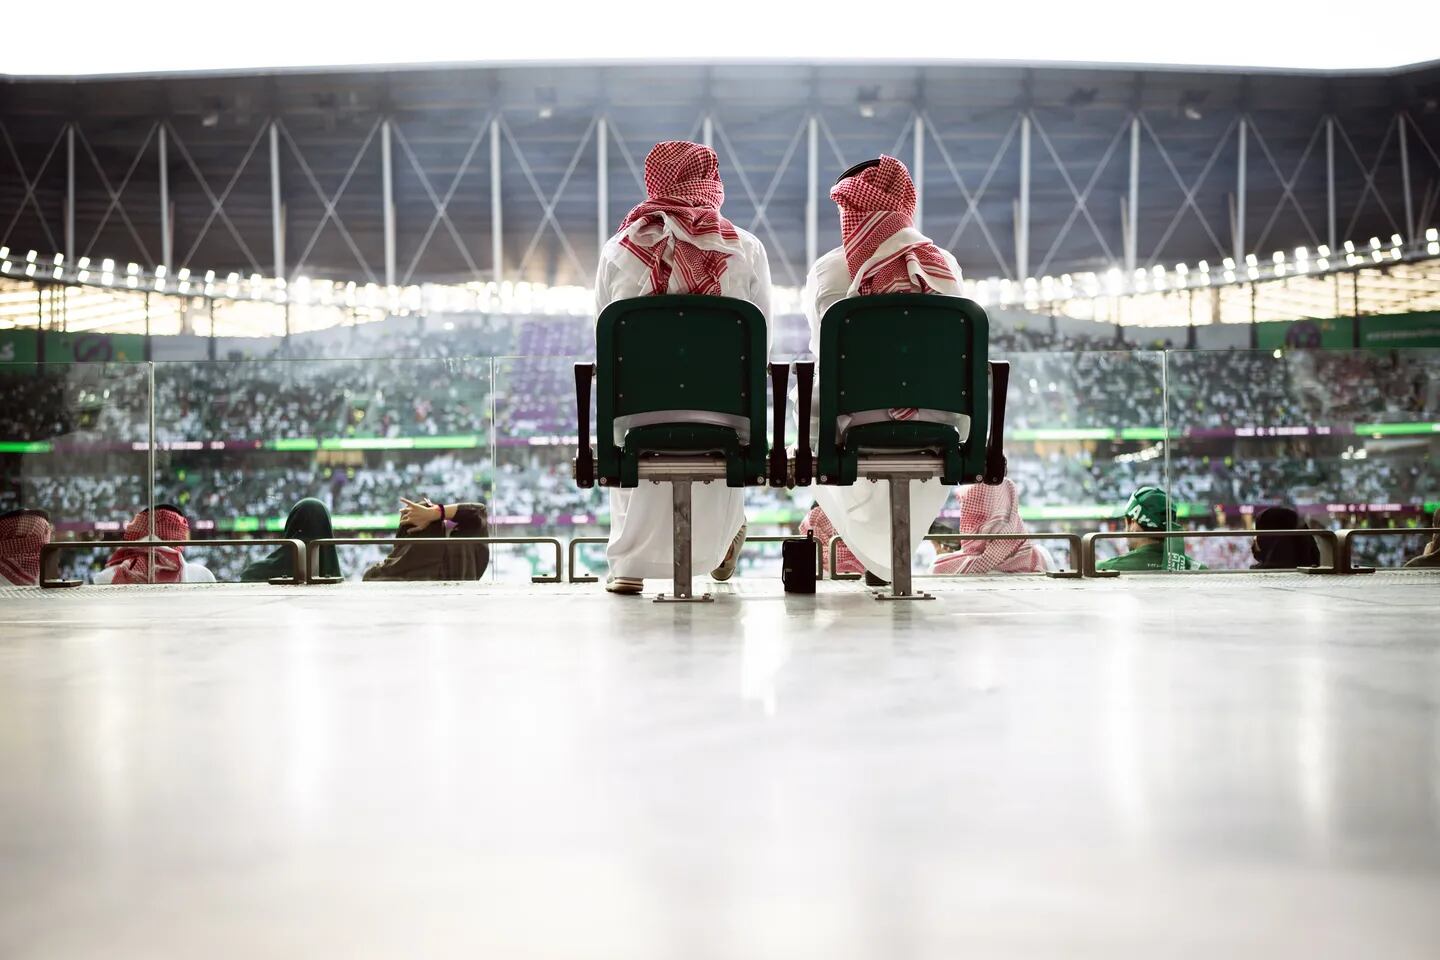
[802,155,964,584]
[595,140,773,593]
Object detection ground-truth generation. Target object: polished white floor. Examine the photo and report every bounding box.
[2,573,1439,958]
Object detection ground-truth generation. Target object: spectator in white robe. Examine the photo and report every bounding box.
[594,140,773,594]
[800,155,964,584]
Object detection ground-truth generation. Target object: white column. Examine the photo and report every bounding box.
[912,113,925,232]
[491,118,503,283]
[158,124,171,271]
[1325,116,1336,253]
[1127,115,1140,273]
[381,118,396,287]
[65,124,75,265]
[270,122,284,279]
[1235,116,1247,265]
[1017,112,1030,281]
[806,114,818,269]
[1398,112,1414,245]
[597,115,609,258]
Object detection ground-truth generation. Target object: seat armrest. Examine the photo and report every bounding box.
[982,360,1009,485]
[574,362,596,488]
[793,360,815,485]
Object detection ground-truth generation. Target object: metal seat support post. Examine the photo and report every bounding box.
[656,479,712,603]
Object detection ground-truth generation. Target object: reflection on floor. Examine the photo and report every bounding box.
[2,574,1439,958]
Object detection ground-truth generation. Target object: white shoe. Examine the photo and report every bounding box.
[710,523,747,582]
[606,576,644,595]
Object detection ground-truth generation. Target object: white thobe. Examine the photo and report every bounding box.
[596,226,773,580]
[803,233,965,581]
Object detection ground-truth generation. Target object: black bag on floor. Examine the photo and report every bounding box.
[782,534,817,594]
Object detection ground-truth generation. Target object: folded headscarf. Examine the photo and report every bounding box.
[618,141,744,296]
[104,506,189,584]
[831,155,959,420]
[799,504,864,576]
[0,509,53,586]
[239,498,340,582]
[1251,505,1321,569]
[934,480,1049,575]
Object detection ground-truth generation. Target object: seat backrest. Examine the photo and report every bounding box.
[817,293,989,485]
[595,295,768,487]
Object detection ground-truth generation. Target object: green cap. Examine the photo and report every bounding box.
[1121,486,1174,531]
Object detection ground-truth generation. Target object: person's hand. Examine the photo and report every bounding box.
[399,497,442,530]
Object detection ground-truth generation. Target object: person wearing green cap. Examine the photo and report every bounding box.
[1095,486,1205,572]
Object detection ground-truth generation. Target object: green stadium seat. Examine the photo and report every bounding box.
[573,295,781,602]
[805,293,1010,600]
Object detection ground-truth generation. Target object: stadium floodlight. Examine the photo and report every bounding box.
[1369,237,1381,249]
[1317,245,1330,258]
[26,250,37,262]
[102,259,114,272]
[0,246,7,260]
[1390,233,1403,247]
[1430,242,1440,256]
[53,253,63,265]
[1428,228,1438,242]
[155,264,166,278]
[1316,258,1328,270]
[0,261,9,275]
[1245,253,1258,267]
[100,270,113,285]
[204,270,215,283]
[78,256,90,269]
[227,272,240,284]
[1247,265,1259,280]
[77,270,88,283]
[25,263,36,277]
[1272,251,1284,263]
[127,262,139,275]
[1295,247,1308,260]
[125,273,137,288]
[1343,240,1355,254]
[1175,263,1189,275]
[51,266,62,279]
[178,267,190,281]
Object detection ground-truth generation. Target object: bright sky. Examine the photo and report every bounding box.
[4,1,1428,76]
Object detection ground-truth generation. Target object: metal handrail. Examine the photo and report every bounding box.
[1335,526,1440,575]
[39,538,308,588]
[828,531,1084,580]
[306,536,564,584]
[1079,528,1341,577]
[566,534,824,584]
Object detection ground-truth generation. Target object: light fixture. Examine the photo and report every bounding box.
[1245,253,1258,267]
[78,256,89,268]
[26,250,37,262]
[1426,228,1438,242]
[0,246,8,259]
[127,262,139,275]
[1317,245,1330,258]
[102,258,114,272]
[1343,240,1355,254]
[1390,233,1403,246]
[53,252,63,265]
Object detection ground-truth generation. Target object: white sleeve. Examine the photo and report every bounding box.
[184,563,216,583]
[594,247,614,316]
[802,258,823,362]
[91,566,116,585]
[747,237,774,353]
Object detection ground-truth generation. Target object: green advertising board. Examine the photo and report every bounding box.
[1254,316,1355,350]
[0,329,39,364]
[1358,312,1440,349]
[42,331,147,362]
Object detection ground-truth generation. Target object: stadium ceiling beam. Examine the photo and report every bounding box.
[0,122,64,255]
[166,120,268,274]
[919,110,1020,279]
[390,115,493,285]
[1139,112,1238,268]
[711,114,808,286]
[75,122,158,265]
[1337,114,1402,243]
[500,114,595,281]
[277,116,382,283]
[1246,116,1325,254]
[1031,113,1128,277]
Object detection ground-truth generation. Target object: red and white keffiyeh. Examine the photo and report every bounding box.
[0,511,53,586]
[831,155,956,297]
[800,504,864,576]
[934,480,1048,575]
[618,141,743,296]
[831,155,958,421]
[104,507,189,584]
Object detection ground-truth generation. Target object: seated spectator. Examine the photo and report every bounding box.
[1096,486,1205,572]
[1404,509,1440,569]
[363,497,489,581]
[799,501,865,578]
[933,480,1053,575]
[1250,505,1321,569]
[803,155,965,586]
[240,497,341,582]
[0,508,53,586]
[94,505,216,584]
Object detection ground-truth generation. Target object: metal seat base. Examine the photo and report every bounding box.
[655,593,714,604]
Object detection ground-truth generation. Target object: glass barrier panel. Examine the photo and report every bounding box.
[1164,348,1440,570]
[0,360,152,584]
[150,356,494,582]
